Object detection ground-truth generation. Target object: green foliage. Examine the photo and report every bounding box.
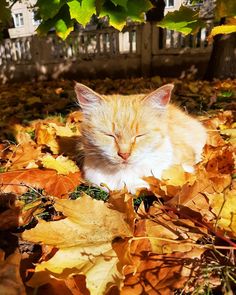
[68,0,96,27]
[158,6,205,35]
[36,0,66,20]
[0,0,236,39]
[0,0,10,24]
[70,184,109,201]
[37,3,74,39]
[34,0,152,39]
[0,0,11,38]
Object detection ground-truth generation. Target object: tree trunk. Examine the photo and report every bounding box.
[205,32,236,80]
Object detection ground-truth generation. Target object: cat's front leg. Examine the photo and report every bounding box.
[124,179,150,194]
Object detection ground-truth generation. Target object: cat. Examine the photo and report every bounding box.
[75,83,207,193]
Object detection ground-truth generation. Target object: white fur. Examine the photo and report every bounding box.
[83,137,174,194]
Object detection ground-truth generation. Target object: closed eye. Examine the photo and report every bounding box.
[105,133,116,138]
[136,133,146,138]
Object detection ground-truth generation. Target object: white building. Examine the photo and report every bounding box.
[8,0,40,38]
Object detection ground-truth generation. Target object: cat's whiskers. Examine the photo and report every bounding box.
[75,82,207,193]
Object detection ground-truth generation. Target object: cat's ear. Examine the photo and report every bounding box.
[143,84,174,108]
[74,82,103,110]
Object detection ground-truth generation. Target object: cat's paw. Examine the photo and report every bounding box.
[125,180,150,194]
[182,164,194,173]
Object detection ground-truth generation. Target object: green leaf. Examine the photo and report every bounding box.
[0,0,11,24]
[36,0,66,20]
[100,1,127,30]
[111,0,128,10]
[126,0,152,21]
[68,0,96,27]
[157,6,204,35]
[37,4,74,40]
[100,0,152,30]
[95,0,105,14]
[55,19,74,39]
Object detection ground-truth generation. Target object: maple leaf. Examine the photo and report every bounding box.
[0,250,26,295]
[35,122,60,154]
[22,194,135,294]
[114,237,205,295]
[144,207,208,254]
[41,154,80,175]
[0,169,82,198]
[4,142,42,171]
[35,121,81,154]
[207,188,236,236]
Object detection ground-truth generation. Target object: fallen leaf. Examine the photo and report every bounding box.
[0,251,26,295]
[41,154,79,175]
[207,187,236,236]
[5,143,42,171]
[22,195,134,294]
[0,193,22,230]
[0,169,82,198]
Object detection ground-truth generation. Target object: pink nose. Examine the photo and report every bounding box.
[117,152,130,160]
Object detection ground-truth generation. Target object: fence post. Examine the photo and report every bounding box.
[30,36,38,60]
[140,23,152,76]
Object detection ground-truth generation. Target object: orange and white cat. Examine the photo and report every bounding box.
[75,83,207,193]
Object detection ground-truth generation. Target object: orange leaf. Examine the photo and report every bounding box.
[5,143,42,170]
[0,169,82,198]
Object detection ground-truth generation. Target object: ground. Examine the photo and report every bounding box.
[0,77,235,295]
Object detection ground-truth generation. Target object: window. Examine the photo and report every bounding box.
[13,13,24,28]
[32,11,41,26]
[165,0,174,7]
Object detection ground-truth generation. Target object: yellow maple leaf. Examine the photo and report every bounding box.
[35,123,59,154]
[162,164,195,186]
[41,154,79,175]
[210,24,236,37]
[35,122,80,154]
[22,195,134,294]
[207,188,236,235]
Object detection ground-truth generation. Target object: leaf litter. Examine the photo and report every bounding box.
[0,77,235,294]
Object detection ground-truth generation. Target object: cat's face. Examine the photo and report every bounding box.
[75,83,174,165]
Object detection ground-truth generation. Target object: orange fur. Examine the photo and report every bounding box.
[75,83,207,192]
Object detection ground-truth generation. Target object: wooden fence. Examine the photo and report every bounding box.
[0,23,213,83]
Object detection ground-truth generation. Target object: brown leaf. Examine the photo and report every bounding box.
[0,250,26,295]
[0,193,22,230]
[118,238,204,295]
[0,169,82,198]
[203,145,234,175]
[35,279,73,295]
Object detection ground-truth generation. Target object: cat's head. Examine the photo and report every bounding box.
[75,83,174,165]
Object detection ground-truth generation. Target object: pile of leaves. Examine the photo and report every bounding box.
[0,79,235,294]
[0,77,235,141]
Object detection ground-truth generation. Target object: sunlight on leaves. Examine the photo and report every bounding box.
[68,0,96,27]
[158,6,205,35]
[41,154,79,175]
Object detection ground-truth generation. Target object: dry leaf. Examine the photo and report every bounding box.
[5,143,42,170]
[207,187,236,236]
[22,195,135,294]
[41,154,79,175]
[0,250,26,295]
[0,193,22,230]
[0,169,82,198]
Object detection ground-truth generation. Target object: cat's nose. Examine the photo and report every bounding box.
[117,151,131,160]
